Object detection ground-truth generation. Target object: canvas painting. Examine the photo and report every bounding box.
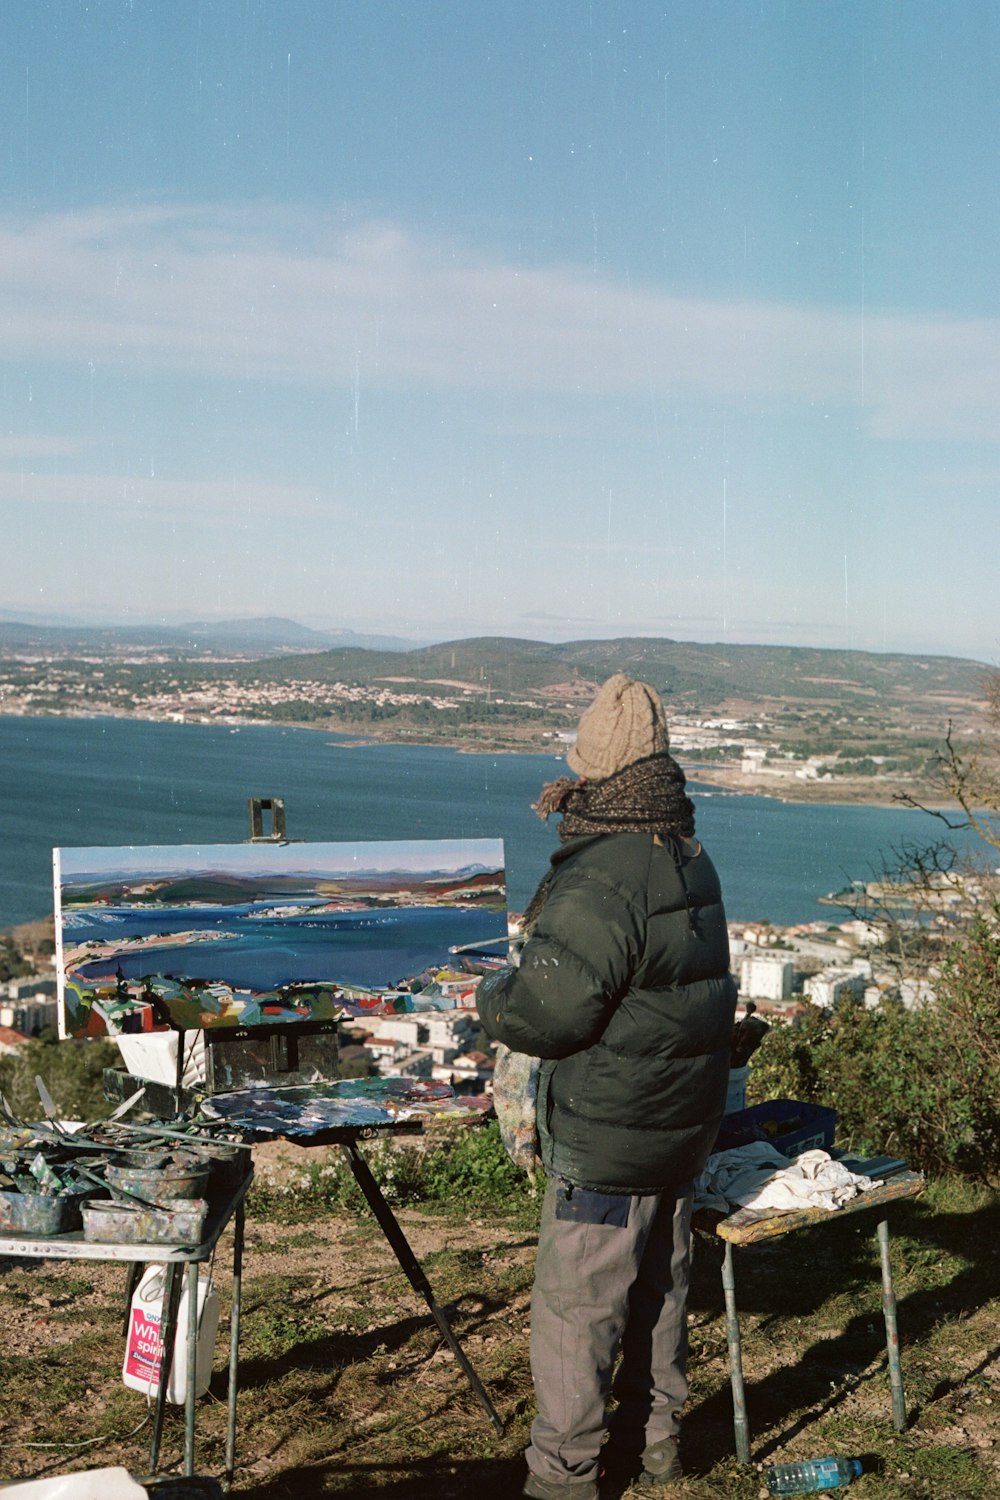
[54,838,506,1039]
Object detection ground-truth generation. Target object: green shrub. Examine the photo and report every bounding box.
[249,1121,537,1223]
[749,919,1000,1178]
[0,1036,118,1122]
[418,1119,528,1202]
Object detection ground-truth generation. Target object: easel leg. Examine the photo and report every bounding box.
[183,1261,199,1475]
[224,1199,246,1493]
[721,1239,751,1462]
[877,1215,908,1431]
[342,1141,505,1435]
[149,1263,182,1472]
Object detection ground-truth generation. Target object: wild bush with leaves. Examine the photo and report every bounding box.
[250,1120,536,1222]
[750,918,1000,1178]
[0,1036,119,1122]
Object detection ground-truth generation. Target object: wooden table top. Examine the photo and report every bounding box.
[694,1168,925,1246]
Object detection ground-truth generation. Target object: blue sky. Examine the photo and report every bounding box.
[2,1,998,661]
[56,837,505,881]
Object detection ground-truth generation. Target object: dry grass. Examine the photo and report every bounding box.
[0,1162,998,1497]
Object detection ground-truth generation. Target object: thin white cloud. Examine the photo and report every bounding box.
[553,539,689,558]
[0,204,997,442]
[0,467,331,518]
[0,437,85,460]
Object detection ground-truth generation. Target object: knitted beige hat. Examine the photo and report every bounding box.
[566,673,670,780]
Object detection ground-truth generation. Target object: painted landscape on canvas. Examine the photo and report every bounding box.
[54,839,506,1038]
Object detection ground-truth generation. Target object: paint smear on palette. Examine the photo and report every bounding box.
[199,1077,484,1139]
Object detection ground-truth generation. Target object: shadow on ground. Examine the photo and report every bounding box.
[682,1191,1000,1472]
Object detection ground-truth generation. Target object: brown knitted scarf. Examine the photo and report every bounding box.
[533,751,695,841]
[521,752,696,930]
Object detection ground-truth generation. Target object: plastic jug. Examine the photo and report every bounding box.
[122,1264,219,1404]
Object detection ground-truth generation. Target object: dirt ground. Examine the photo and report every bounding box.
[1,1150,998,1498]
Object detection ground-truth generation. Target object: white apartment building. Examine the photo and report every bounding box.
[393,1050,433,1079]
[898,977,937,1011]
[0,995,58,1036]
[446,1051,493,1090]
[369,1017,430,1048]
[804,969,867,1007]
[739,956,795,1001]
[3,976,57,1000]
[365,1036,409,1070]
[424,1014,478,1049]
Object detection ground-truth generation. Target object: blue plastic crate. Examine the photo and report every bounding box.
[715,1098,836,1157]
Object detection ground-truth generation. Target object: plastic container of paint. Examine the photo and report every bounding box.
[122,1264,220,1403]
[83,1196,208,1245]
[0,1465,147,1497]
[105,1159,211,1203]
[0,1187,90,1236]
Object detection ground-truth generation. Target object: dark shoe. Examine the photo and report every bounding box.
[635,1436,683,1489]
[523,1473,599,1500]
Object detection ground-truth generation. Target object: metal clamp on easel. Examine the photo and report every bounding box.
[248,796,287,842]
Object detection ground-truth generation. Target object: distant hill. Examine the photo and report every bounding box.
[2,613,986,708]
[1,614,989,735]
[0,616,419,657]
[223,635,989,711]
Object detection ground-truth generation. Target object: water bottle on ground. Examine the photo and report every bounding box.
[765,1456,863,1494]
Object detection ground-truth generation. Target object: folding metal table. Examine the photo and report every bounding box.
[0,1165,252,1491]
[694,1166,925,1462]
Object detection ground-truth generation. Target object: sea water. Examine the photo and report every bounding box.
[0,715,986,931]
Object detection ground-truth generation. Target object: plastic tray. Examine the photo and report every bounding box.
[82,1197,208,1246]
[714,1099,836,1157]
[0,1187,91,1235]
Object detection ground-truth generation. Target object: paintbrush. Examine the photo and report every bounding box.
[97,1119,253,1154]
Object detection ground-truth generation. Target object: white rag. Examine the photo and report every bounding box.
[694,1142,877,1215]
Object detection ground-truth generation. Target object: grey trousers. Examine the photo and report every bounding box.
[526,1179,693,1485]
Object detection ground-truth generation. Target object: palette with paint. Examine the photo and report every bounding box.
[199,1076,491,1143]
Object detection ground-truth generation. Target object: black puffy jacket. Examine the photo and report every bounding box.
[477,830,737,1195]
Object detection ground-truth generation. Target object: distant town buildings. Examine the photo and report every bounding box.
[0,976,57,1037]
[325,906,947,1090]
[343,1010,496,1091]
[739,955,795,1002]
[0,899,949,1095]
[803,968,868,1008]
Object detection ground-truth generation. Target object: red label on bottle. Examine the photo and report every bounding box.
[124,1307,164,1387]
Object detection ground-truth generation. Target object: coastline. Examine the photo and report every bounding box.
[0,706,952,811]
[689,764,951,811]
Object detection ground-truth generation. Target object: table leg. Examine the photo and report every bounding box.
[224,1198,245,1493]
[877,1215,908,1431]
[721,1240,751,1462]
[183,1260,199,1475]
[122,1261,143,1334]
[343,1141,505,1435]
[149,1263,182,1473]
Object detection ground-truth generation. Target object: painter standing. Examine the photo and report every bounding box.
[477,674,737,1499]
